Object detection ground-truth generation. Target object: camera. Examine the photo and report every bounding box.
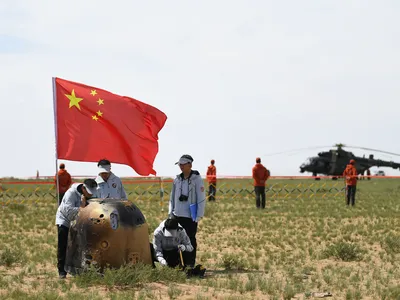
[179,195,188,202]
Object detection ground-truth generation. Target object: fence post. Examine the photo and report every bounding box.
[159,177,164,212]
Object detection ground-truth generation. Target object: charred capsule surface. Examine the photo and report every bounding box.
[65,198,152,274]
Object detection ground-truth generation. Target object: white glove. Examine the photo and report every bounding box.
[158,258,167,266]
[178,244,186,252]
[80,195,87,208]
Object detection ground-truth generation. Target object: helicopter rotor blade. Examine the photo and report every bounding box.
[263,143,400,158]
[344,145,400,157]
[263,145,332,156]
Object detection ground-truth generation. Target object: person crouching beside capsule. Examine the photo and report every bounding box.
[152,218,193,268]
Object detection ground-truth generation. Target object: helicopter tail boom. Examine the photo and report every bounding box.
[369,159,400,170]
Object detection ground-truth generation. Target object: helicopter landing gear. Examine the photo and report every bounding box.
[313,172,321,181]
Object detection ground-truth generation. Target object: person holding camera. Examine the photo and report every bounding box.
[168,154,206,268]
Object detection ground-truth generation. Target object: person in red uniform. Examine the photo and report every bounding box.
[252,157,270,209]
[343,159,358,206]
[55,163,72,206]
[206,159,217,201]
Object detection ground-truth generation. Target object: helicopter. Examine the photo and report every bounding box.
[298,143,400,178]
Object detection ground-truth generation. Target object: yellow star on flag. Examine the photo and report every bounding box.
[92,115,99,121]
[90,90,97,96]
[96,110,103,117]
[66,89,83,110]
[97,98,104,105]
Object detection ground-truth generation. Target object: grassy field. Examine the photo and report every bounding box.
[0,178,400,299]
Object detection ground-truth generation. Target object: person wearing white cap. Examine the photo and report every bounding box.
[153,217,193,267]
[168,154,206,268]
[95,159,127,200]
[55,178,98,279]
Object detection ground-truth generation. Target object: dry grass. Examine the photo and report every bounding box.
[0,178,400,299]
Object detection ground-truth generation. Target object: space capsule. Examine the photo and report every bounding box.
[65,198,153,274]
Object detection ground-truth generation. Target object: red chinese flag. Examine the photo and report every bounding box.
[53,77,167,176]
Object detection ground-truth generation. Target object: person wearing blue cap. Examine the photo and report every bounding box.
[168,154,206,268]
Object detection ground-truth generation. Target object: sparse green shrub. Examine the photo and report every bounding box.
[283,283,296,300]
[379,285,400,300]
[382,233,400,254]
[0,276,9,288]
[0,247,25,267]
[322,241,364,262]
[345,288,362,300]
[218,253,247,270]
[73,262,186,288]
[167,284,182,299]
[244,278,257,291]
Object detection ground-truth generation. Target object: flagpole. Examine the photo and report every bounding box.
[52,77,60,205]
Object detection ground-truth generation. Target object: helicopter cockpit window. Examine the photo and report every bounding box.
[303,157,313,166]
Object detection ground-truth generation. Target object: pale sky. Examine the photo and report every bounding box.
[1,0,400,179]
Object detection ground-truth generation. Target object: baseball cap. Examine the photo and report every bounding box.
[82,179,98,196]
[175,154,194,165]
[164,218,179,237]
[98,164,111,174]
[84,184,97,196]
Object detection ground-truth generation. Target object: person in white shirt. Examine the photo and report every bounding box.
[55,178,98,279]
[95,159,127,200]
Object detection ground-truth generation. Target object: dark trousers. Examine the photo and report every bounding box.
[163,249,182,268]
[57,192,65,206]
[149,244,182,268]
[255,186,266,208]
[57,225,69,275]
[149,243,157,268]
[346,185,356,206]
[208,183,216,201]
[176,217,198,267]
